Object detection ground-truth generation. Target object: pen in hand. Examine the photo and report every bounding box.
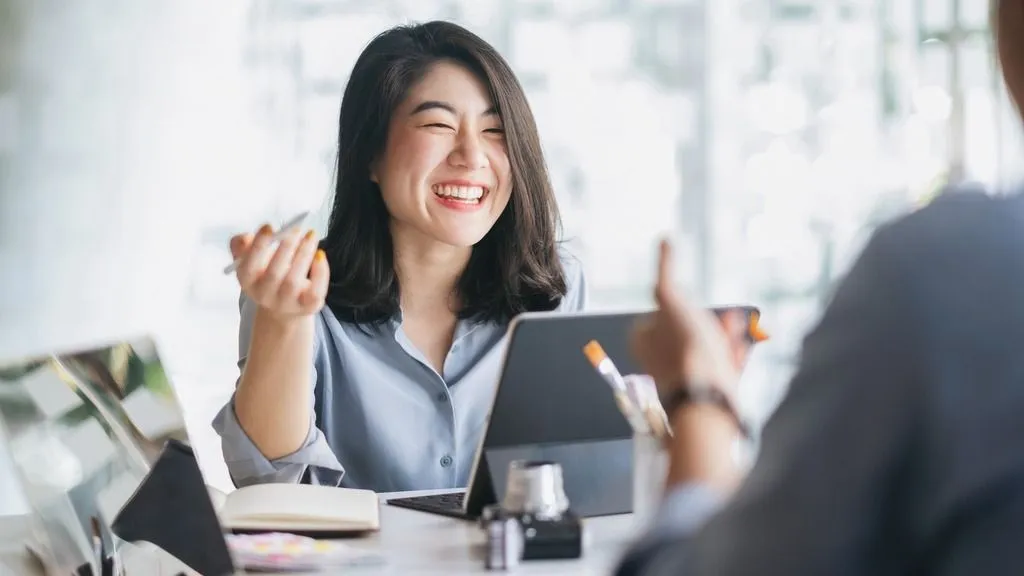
[222,211,311,275]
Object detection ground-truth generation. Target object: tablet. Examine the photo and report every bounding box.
[389,310,644,519]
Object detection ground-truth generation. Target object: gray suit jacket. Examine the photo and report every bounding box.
[618,188,1024,575]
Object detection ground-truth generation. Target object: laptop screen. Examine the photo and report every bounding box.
[0,336,192,574]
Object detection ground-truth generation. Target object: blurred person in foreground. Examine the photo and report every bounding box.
[618,2,1024,574]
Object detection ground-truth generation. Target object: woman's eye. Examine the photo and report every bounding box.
[484,128,505,135]
[425,123,454,130]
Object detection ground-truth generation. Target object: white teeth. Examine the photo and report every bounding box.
[433,185,485,201]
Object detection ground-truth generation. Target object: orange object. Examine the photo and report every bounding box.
[582,340,607,369]
[748,312,769,342]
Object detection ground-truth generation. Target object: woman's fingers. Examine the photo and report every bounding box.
[229,221,327,318]
[229,233,254,260]
[251,227,304,298]
[280,230,318,301]
[236,224,275,289]
[299,249,330,311]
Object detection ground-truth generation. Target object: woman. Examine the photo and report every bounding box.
[213,21,586,492]
[619,2,1024,574]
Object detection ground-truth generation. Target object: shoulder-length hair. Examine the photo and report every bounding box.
[995,0,1024,113]
[320,20,567,327]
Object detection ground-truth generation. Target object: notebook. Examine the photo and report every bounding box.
[207,483,380,536]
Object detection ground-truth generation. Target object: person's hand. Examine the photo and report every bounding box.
[630,240,745,401]
[631,239,749,492]
[229,223,330,323]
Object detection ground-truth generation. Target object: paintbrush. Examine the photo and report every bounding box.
[635,376,672,440]
[582,340,649,434]
[222,210,311,274]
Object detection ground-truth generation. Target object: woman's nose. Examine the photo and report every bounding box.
[450,132,488,169]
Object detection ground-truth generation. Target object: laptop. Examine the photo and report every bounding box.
[0,336,234,575]
[387,310,643,520]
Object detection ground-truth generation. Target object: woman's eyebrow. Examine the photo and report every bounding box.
[409,100,498,117]
[410,100,456,115]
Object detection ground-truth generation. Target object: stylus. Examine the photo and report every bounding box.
[223,211,311,275]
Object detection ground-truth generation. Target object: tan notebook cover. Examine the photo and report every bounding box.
[207,484,380,534]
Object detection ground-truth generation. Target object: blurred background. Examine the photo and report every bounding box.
[1,0,1018,498]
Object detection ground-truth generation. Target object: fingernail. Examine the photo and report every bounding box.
[304,229,315,241]
[258,224,273,236]
[315,249,326,262]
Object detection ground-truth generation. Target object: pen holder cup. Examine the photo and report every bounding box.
[632,433,669,527]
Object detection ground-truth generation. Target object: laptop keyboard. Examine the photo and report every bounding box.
[387,491,468,519]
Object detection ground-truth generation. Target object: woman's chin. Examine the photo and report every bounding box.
[424,217,497,248]
[429,228,490,248]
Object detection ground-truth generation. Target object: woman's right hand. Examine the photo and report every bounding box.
[229,224,330,321]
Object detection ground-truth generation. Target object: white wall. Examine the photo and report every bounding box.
[0,0,254,362]
[0,0,256,511]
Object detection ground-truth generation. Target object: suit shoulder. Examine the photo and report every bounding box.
[871,186,1024,265]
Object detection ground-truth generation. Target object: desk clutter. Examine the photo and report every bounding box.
[226,532,383,572]
[0,331,659,574]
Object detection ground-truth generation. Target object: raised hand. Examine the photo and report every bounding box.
[229,223,330,321]
[630,240,742,400]
[631,239,749,492]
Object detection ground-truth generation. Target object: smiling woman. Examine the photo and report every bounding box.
[213,21,587,492]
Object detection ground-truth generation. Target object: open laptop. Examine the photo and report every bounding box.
[0,337,233,575]
[387,310,643,520]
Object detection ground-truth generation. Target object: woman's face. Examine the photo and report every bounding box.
[372,60,512,248]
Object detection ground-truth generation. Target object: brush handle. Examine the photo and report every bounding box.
[614,391,649,435]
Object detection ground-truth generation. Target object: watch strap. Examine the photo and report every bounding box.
[661,385,752,440]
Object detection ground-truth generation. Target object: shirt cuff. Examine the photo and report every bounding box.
[211,394,344,487]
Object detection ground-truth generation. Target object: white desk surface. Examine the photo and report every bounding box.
[1,489,642,575]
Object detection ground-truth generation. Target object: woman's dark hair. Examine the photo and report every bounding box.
[995,0,1024,114]
[320,20,567,327]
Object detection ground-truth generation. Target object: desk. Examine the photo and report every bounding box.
[1,489,641,574]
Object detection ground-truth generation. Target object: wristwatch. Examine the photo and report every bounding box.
[660,384,753,441]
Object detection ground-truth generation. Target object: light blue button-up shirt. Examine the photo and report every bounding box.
[212,252,587,492]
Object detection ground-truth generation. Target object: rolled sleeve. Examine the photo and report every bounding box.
[212,293,344,487]
[212,396,343,486]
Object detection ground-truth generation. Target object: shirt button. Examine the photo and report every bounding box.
[436,392,447,402]
[440,455,453,468]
